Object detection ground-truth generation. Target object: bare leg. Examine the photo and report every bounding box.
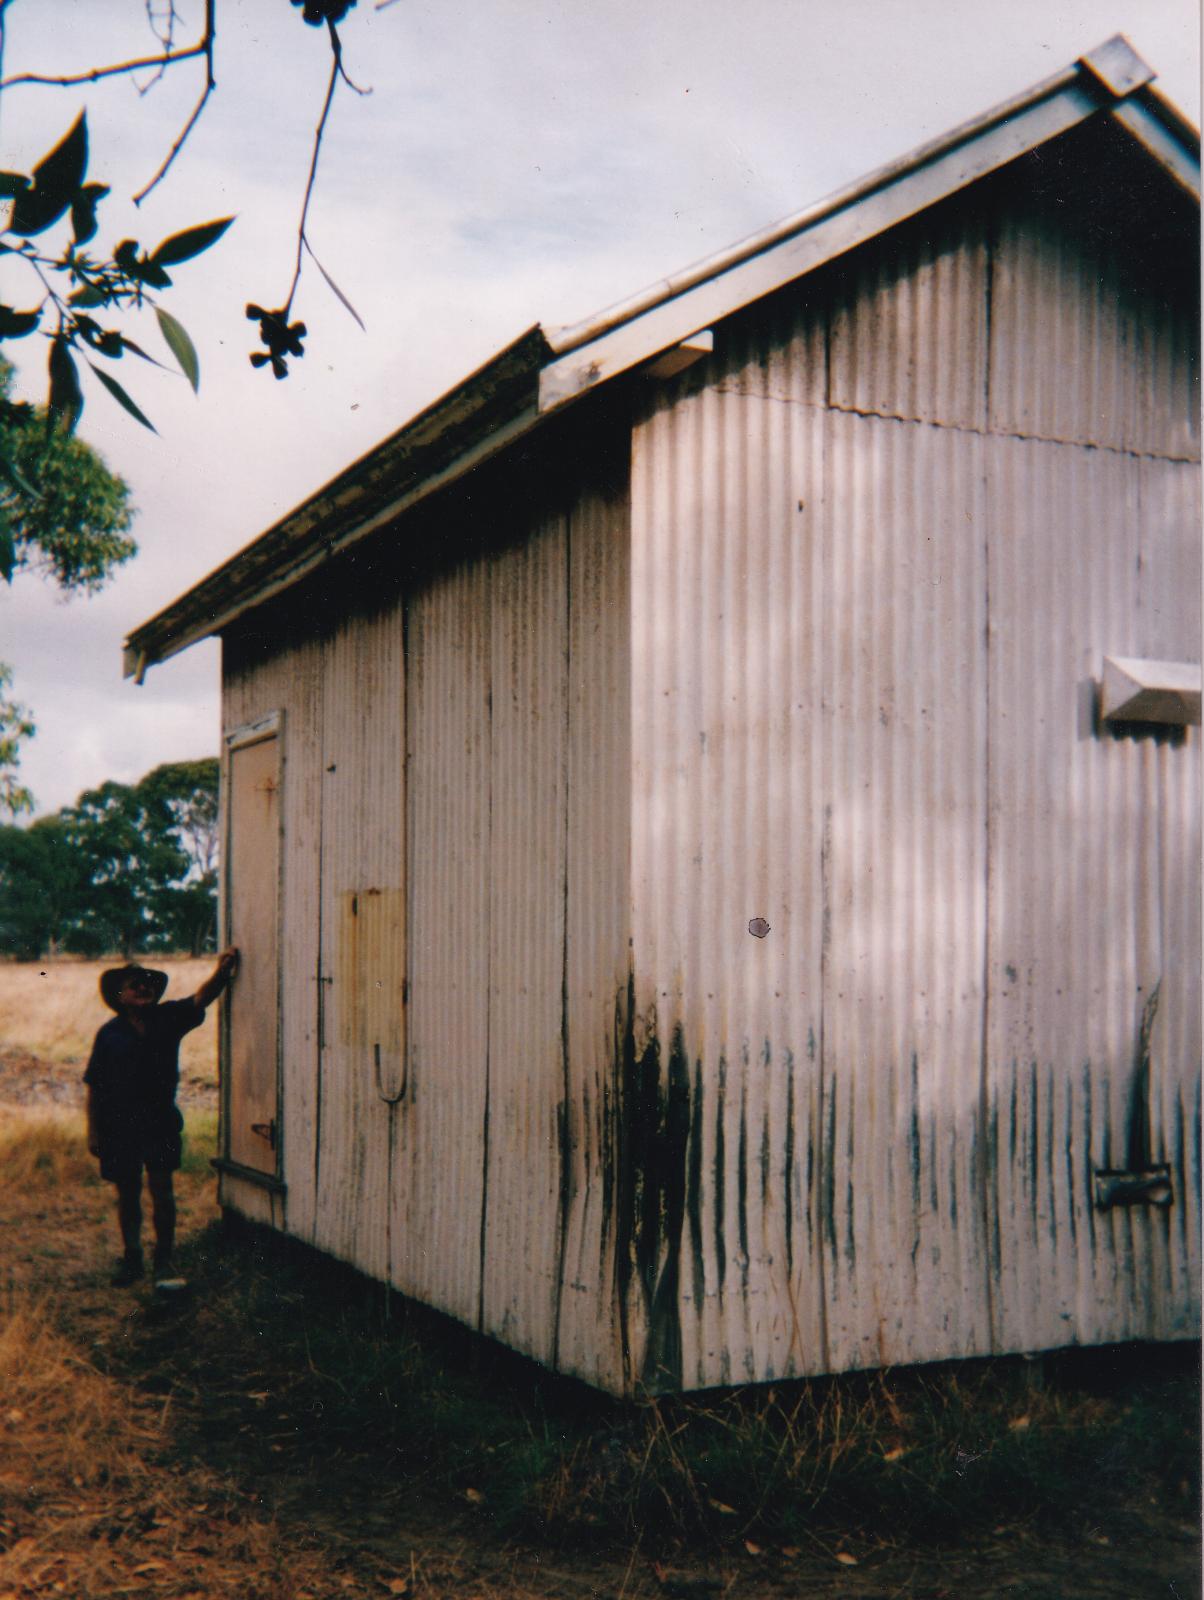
[115,1173,142,1256]
[111,1173,145,1284]
[146,1169,176,1272]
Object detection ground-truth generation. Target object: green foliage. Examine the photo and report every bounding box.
[136,758,220,955]
[0,355,136,593]
[0,759,220,958]
[0,354,136,815]
[0,111,232,438]
[0,813,84,956]
[57,779,191,956]
[0,665,35,817]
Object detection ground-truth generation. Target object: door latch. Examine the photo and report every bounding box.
[251,1119,277,1149]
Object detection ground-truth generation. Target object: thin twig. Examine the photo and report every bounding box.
[282,22,343,320]
[1,43,207,92]
[137,0,184,93]
[132,0,217,204]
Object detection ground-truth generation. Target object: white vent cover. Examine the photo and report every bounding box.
[1101,656,1201,727]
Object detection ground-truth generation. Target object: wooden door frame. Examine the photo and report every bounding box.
[216,711,287,1193]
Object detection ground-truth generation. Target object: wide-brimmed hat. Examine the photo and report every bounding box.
[100,965,169,1012]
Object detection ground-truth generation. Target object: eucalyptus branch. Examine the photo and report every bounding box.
[282,23,342,320]
[132,0,217,206]
[1,41,207,91]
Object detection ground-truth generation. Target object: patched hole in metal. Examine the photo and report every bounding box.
[748,917,771,939]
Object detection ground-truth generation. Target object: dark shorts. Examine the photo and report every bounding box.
[98,1114,183,1184]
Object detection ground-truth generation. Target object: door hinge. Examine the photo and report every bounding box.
[251,1119,277,1150]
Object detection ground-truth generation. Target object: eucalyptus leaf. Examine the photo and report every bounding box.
[87,361,157,433]
[0,522,15,584]
[10,112,88,237]
[305,242,366,331]
[120,337,173,373]
[0,306,42,340]
[155,307,200,390]
[67,286,107,309]
[0,172,31,199]
[47,337,83,434]
[71,183,110,248]
[150,216,234,266]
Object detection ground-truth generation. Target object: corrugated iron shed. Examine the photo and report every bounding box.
[130,37,1200,1395]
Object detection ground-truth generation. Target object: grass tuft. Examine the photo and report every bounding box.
[0,1107,218,1193]
[153,1224,1200,1557]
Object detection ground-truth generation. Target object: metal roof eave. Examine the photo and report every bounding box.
[537,39,1199,413]
[123,325,553,677]
[126,36,1198,679]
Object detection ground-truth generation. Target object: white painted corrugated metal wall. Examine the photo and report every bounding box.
[313,595,407,1283]
[627,174,1199,1387]
[480,516,571,1361]
[222,448,633,1392]
[398,555,491,1328]
[400,460,632,1386]
[219,151,1197,1394]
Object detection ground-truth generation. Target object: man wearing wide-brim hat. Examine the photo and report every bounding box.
[85,949,239,1286]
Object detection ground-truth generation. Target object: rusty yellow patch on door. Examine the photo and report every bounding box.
[337,887,405,1056]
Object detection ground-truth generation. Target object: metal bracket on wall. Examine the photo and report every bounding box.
[1092,982,1174,1210]
[1093,1167,1173,1209]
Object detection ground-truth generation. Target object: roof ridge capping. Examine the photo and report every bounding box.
[538,35,1197,402]
[125,34,1198,679]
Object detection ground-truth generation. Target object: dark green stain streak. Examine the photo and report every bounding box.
[613,976,692,1393]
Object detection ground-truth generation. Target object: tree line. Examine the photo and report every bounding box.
[0,756,217,959]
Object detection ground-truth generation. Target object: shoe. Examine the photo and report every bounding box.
[111,1252,144,1287]
[152,1254,173,1282]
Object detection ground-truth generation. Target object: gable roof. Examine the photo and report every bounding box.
[125,35,1199,680]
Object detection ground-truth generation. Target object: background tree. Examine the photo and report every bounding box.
[0,353,134,815]
[0,664,35,816]
[0,813,85,957]
[136,758,219,955]
[57,779,191,957]
[0,759,220,958]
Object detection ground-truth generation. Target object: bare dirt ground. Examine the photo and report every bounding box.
[0,1028,1199,1599]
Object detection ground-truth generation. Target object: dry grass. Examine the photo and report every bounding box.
[0,958,218,1081]
[0,977,1198,1598]
[0,1101,1198,1598]
[0,1295,377,1599]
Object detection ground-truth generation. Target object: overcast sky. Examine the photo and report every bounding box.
[0,0,1199,816]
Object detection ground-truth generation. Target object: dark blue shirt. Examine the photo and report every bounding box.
[84,999,204,1146]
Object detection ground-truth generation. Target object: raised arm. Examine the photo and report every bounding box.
[193,948,239,1011]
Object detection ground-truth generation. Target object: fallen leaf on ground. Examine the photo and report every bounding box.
[835,1550,858,1566]
[1008,1414,1031,1431]
[744,1540,762,1556]
[464,1487,485,1505]
[708,1498,737,1515]
[883,1445,906,1461]
[380,1581,409,1596]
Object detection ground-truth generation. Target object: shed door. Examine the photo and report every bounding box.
[226,729,281,1175]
